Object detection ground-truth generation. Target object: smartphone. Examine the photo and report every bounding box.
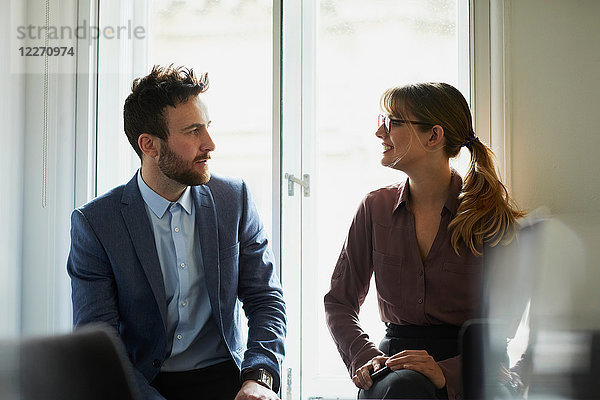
[370,366,391,381]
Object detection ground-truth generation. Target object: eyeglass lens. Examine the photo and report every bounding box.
[378,115,389,133]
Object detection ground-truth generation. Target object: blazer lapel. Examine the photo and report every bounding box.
[193,185,221,326]
[121,175,168,332]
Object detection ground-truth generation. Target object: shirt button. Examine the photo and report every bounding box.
[180,263,185,268]
[181,300,187,307]
[174,227,180,232]
[177,334,182,340]
[418,298,423,304]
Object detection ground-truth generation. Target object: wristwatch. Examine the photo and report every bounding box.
[242,368,274,391]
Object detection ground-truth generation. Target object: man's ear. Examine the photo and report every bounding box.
[138,133,160,159]
[428,125,445,148]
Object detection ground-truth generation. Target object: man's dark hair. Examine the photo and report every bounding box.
[123,65,209,159]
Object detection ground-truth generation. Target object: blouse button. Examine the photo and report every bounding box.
[418,298,423,304]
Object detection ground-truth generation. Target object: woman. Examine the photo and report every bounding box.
[324,82,524,399]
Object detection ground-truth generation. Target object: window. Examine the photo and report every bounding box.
[280,1,470,398]
[94,1,470,398]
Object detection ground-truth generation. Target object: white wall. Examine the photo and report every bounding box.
[509,0,600,213]
[0,0,26,338]
[506,0,600,327]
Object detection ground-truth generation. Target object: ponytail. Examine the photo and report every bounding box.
[448,139,525,255]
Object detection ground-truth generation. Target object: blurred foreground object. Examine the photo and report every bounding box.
[463,211,600,399]
[0,324,137,400]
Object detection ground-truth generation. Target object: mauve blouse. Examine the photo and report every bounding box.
[324,171,483,400]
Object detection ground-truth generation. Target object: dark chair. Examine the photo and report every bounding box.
[461,319,511,400]
[1,324,137,400]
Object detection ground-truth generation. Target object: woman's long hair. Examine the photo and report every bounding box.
[380,82,525,255]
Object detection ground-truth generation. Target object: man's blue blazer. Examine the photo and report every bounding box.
[67,173,286,398]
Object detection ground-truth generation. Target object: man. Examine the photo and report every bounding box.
[67,65,286,400]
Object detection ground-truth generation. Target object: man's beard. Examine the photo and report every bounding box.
[158,142,211,186]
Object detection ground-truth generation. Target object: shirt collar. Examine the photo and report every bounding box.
[393,176,411,212]
[392,169,463,216]
[137,170,193,218]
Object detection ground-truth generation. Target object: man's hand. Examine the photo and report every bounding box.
[352,355,389,390]
[385,349,446,389]
[234,380,280,400]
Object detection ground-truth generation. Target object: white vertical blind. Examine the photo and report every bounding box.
[0,0,26,338]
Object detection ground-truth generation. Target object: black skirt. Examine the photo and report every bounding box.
[380,323,460,361]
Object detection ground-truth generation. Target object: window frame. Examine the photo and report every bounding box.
[470,0,512,185]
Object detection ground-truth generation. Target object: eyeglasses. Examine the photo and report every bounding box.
[378,114,434,134]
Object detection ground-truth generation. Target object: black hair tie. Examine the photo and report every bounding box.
[463,130,479,149]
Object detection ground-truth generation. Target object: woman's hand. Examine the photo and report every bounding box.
[385,350,446,389]
[498,364,525,396]
[352,355,389,390]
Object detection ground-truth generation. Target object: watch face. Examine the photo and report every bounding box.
[259,369,273,388]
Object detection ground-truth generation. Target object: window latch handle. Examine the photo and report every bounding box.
[284,173,310,197]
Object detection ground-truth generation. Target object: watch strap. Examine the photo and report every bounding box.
[242,368,274,391]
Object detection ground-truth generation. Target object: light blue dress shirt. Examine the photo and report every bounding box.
[137,171,230,372]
